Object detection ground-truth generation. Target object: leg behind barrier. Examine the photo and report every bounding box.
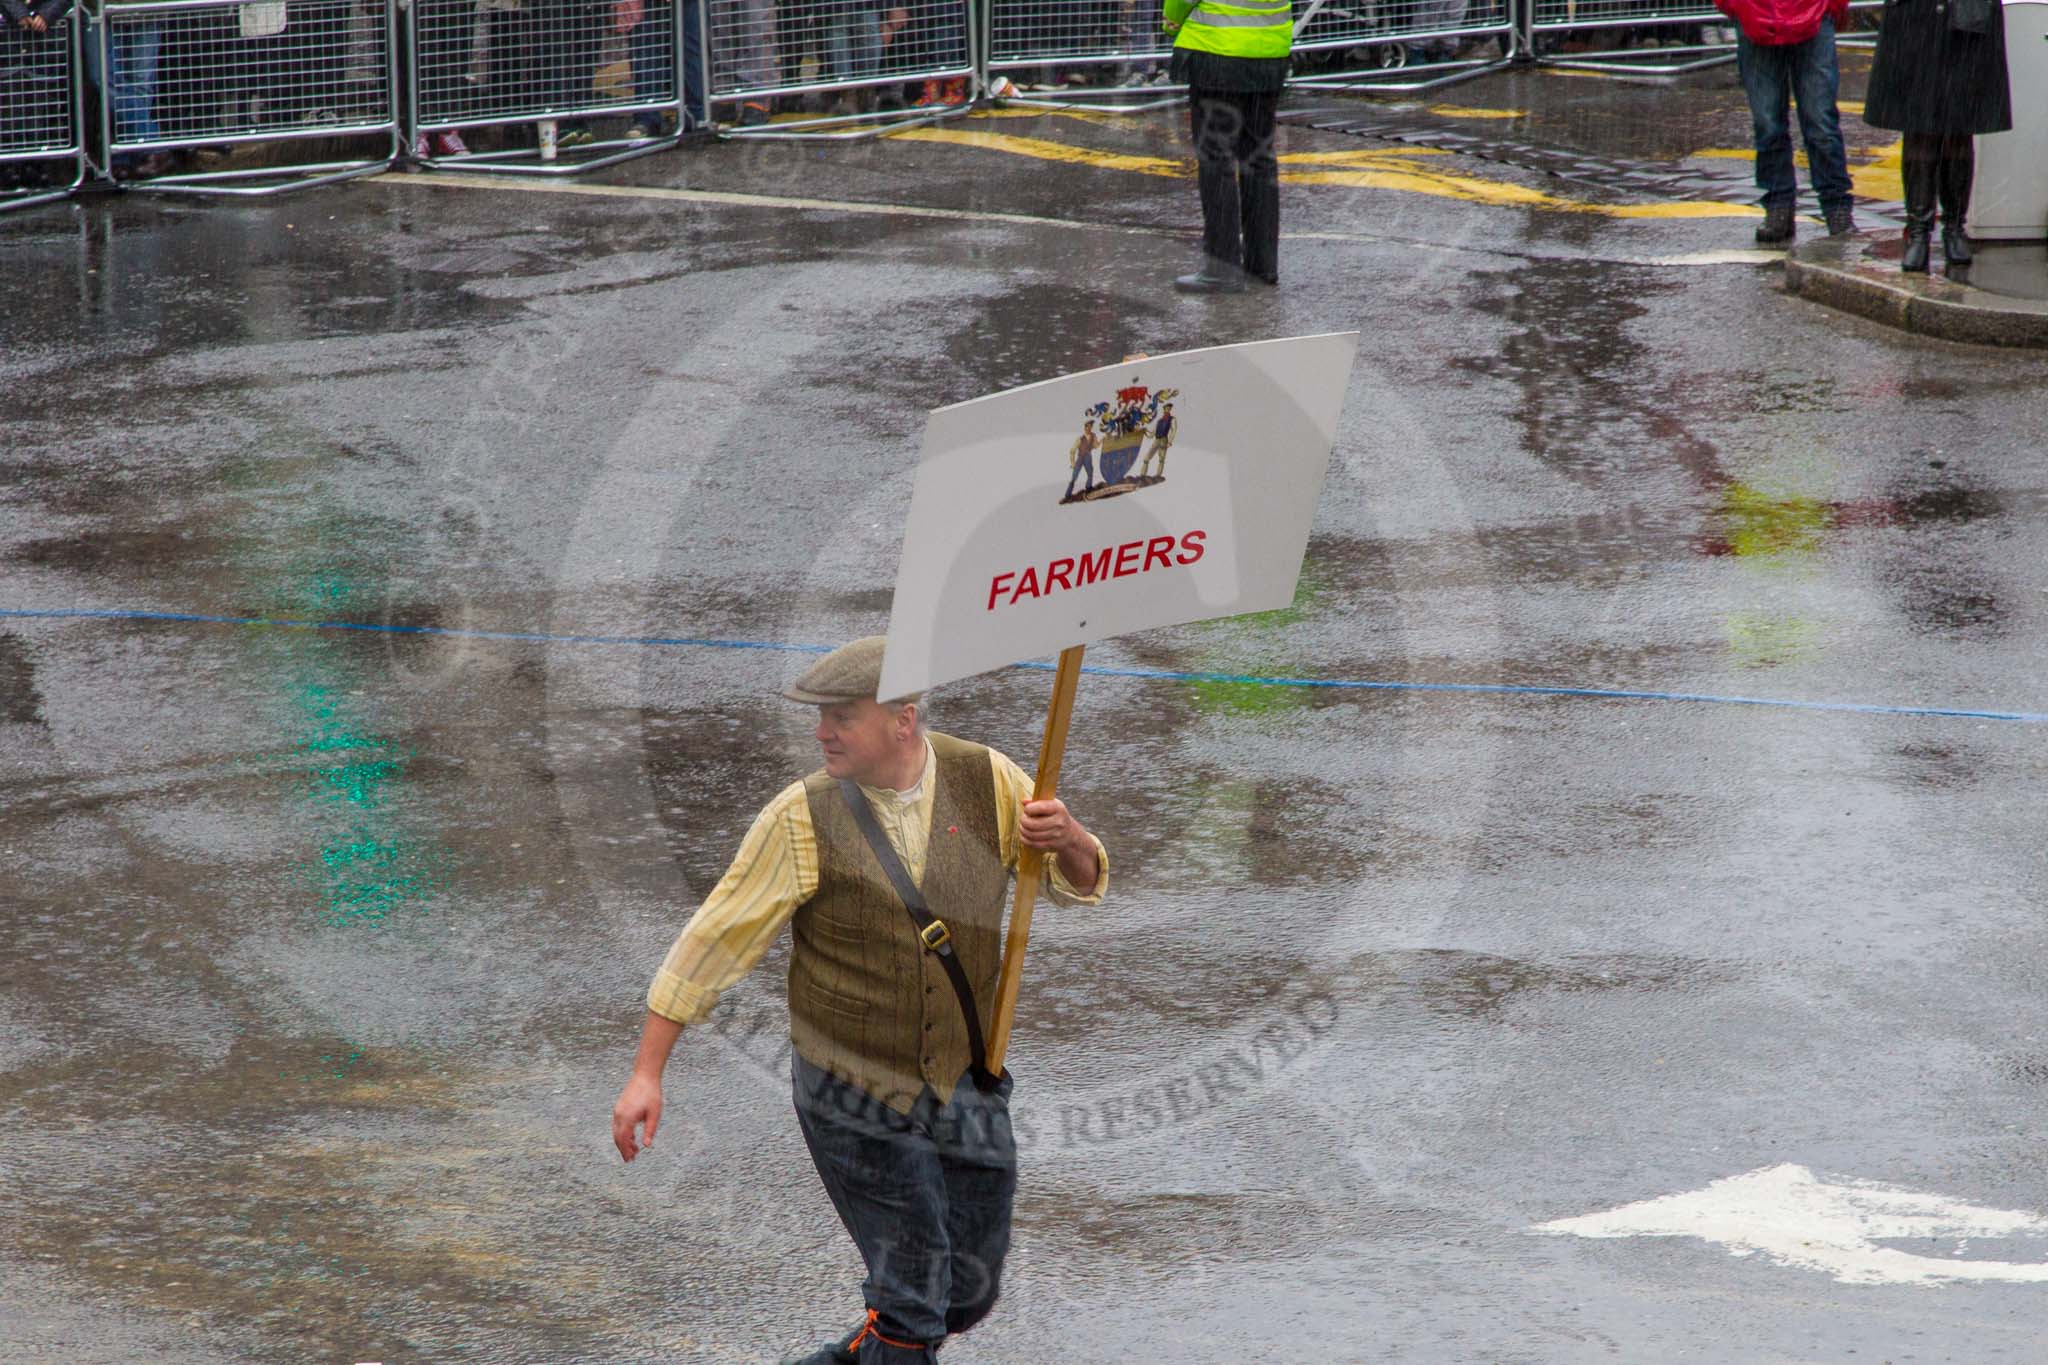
[413,0,691,173]
[716,0,977,139]
[112,0,408,196]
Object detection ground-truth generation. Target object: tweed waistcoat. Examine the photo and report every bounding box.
[789,732,1012,1114]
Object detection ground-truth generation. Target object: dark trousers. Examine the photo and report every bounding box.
[1735,18,1852,211]
[1188,86,1280,283]
[793,1056,1018,1360]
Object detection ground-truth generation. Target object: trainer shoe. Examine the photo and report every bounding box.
[780,1322,861,1365]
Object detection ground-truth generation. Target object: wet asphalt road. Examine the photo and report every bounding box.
[4,59,2048,1365]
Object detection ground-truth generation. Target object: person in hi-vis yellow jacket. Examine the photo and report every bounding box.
[1163,0,1294,293]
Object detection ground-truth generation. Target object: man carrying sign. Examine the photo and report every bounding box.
[611,636,1108,1364]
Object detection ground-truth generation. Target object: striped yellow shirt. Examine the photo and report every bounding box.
[647,738,1109,1026]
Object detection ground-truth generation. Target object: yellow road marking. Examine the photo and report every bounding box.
[971,106,1132,126]
[887,125,1186,175]
[1850,137,1902,202]
[1696,137,1904,201]
[892,123,1761,218]
[1428,104,1528,119]
[1285,167,1757,217]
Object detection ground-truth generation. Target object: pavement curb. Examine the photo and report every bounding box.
[1785,231,2048,348]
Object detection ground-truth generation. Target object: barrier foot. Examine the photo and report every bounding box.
[1540,44,1738,78]
[419,132,690,177]
[994,91,1187,115]
[128,158,397,198]
[0,183,80,215]
[1290,54,1520,97]
[719,98,978,142]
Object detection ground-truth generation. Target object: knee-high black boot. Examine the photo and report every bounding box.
[1939,137,1974,267]
[1900,135,1938,274]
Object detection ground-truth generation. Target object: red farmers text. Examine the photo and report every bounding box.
[987,531,1207,611]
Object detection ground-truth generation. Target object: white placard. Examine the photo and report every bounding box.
[879,333,1359,700]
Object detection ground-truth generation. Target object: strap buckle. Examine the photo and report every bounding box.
[919,919,951,952]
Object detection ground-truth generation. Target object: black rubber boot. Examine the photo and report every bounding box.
[1900,139,1937,274]
[1939,145,1974,268]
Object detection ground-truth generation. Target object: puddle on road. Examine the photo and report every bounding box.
[1021,1186,1402,1266]
[937,279,1177,408]
[1455,260,1727,493]
[641,700,806,888]
[0,1040,619,1363]
[1027,938,1729,1047]
[0,634,45,723]
[8,527,231,575]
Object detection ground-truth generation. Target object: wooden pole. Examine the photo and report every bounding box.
[985,644,1086,1076]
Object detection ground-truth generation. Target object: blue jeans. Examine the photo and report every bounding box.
[1066,454,1095,497]
[84,18,161,144]
[827,5,883,83]
[1736,18,1851,211]
[793,1056,1017,1354]
[627,0,704,128]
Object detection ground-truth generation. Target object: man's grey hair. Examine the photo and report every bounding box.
[892,696,928,734]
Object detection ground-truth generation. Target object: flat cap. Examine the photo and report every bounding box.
[782,636,919,706]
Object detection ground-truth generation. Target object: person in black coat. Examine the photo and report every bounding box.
[1863,0,2012,271]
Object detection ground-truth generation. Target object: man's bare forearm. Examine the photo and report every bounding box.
[1056,823,1101,893]
[632,1009,685,1081]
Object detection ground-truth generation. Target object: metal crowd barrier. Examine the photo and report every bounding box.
[1291,0,1518,92]
[986,0,1179,108]
[94,0,402,193]
[410,0,693,171]
[1524,0,1735,75]
[1835,0,1884,47]
[708,0,977,138]
[1,6,86,210]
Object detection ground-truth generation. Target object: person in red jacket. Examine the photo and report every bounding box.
[1716,0,1856,244]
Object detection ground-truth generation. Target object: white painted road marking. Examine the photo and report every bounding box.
[376,177,1784,269]
[1535,1163,2048,1287]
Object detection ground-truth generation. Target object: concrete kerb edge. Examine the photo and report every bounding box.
[1784,234,2048,349]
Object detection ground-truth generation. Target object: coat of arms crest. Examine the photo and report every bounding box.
[1060,377,1180,506]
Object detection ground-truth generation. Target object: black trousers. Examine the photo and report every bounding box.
[1188,86,1280,283]
[793,1056,1018,1362]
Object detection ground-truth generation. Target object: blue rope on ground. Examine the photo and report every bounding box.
[4,605,2044,724]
